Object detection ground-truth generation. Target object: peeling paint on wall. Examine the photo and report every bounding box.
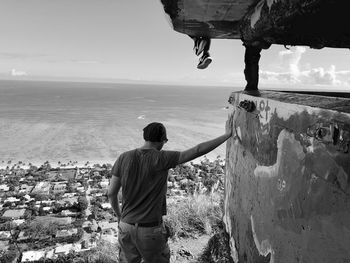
[254,130,305,179]
[251,215,275,263]
[266,0,279,10]
[250,0,265,29]
[250,0,287,29]
[223,201,239,263]
[225,91,350,262]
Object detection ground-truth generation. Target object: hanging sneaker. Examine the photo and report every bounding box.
[195,38,208,56]
[197,53,212,69]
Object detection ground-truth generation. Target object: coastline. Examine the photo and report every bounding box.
[0,153,225,170]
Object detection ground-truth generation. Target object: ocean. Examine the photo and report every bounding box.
[0,80,237,166]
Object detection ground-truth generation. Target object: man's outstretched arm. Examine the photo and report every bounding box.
[177,117,233,164]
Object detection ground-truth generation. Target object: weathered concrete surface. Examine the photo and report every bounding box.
[224,91,350,263]
[160,0,255,38]
[240,0,350,48]
[160,0,350,49]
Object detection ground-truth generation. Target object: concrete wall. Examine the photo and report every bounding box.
[224,91,350,263]
[160,0,350,48]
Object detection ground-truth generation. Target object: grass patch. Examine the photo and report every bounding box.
[164,192,222,239]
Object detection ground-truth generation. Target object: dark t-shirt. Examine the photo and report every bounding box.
[113,148,180,224]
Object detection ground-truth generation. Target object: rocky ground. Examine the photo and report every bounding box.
[169,235,211,263]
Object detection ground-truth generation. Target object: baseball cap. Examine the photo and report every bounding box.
[143,122,168,142]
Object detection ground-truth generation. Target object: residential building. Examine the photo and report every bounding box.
[45,249,55,259]
[59,169,76,180]
[98,221,119,231]
[31,182,50,195]
[19,184,34,194]
[0,184,9,192]
[57,197,78,206]
[46,171,58,179]
[100,203,112,210]
[34,216,72,226]
[2,209,25,219]
[76,186,85,192]
[4,197,20,203]
[14,169,26,176]
[62,192,75,198]
[60,209,78,216]
[11,219,25,226]
[21,250,46,262]
[0,231,11,240]
[56,228,78,238]
[43,207,51,212]
[52,183,66,194]
[23,194,32,202]
[55,243,79,255]
[0,240,9,251]
[17,231,30,241]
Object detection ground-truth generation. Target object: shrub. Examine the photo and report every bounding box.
[84,240,119,263]
[164,192,222,239]
[196,229,234,263]
[0,250,18,263]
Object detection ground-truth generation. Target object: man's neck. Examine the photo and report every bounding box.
[140,141,161,151]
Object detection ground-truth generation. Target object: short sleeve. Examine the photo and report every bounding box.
[111,156,122,178]
[159,150,180,170]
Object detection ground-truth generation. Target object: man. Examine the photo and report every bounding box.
[191,36,212,69]
[190,37,263,93]
[108,121,232,263]
[243,45,262,93]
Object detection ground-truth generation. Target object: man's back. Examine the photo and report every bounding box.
[114,148,179,224]
[107,121,232,263]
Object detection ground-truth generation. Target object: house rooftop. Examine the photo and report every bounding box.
[2,209,25,218]
[21,250,46,262]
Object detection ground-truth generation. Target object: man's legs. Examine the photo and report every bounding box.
[135,223,170,263]
[244,45,262,91]
[118,222,142,263]
[197,38,212,69]
[189,36,212,69]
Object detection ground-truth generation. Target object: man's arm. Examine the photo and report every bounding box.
[108,175,122,221]
[178,117,233,164]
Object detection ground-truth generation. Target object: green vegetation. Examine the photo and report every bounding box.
[164,192,222,239]
[197,230,234,263]
[0,157,232,263]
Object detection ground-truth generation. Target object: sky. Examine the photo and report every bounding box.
[0,0,350,90]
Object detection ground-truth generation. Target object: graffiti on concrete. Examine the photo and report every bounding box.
[225,92,350,263]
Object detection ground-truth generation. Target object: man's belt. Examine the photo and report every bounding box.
[123,221,162,227]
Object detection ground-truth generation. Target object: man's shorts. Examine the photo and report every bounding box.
[118,221,170,263]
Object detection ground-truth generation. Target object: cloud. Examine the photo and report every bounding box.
[306,65,340,85]
[260,47,350,87]
[11,69,28,77]
[278,46,306,81]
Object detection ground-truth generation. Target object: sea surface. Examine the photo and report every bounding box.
[0,80,238,165]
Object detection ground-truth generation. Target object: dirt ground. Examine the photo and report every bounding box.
[169,235,211,263]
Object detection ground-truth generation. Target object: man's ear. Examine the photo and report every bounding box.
[159,125,164,141]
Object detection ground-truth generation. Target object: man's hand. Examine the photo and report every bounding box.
[178,116,235,164]
[225,113,234,138]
